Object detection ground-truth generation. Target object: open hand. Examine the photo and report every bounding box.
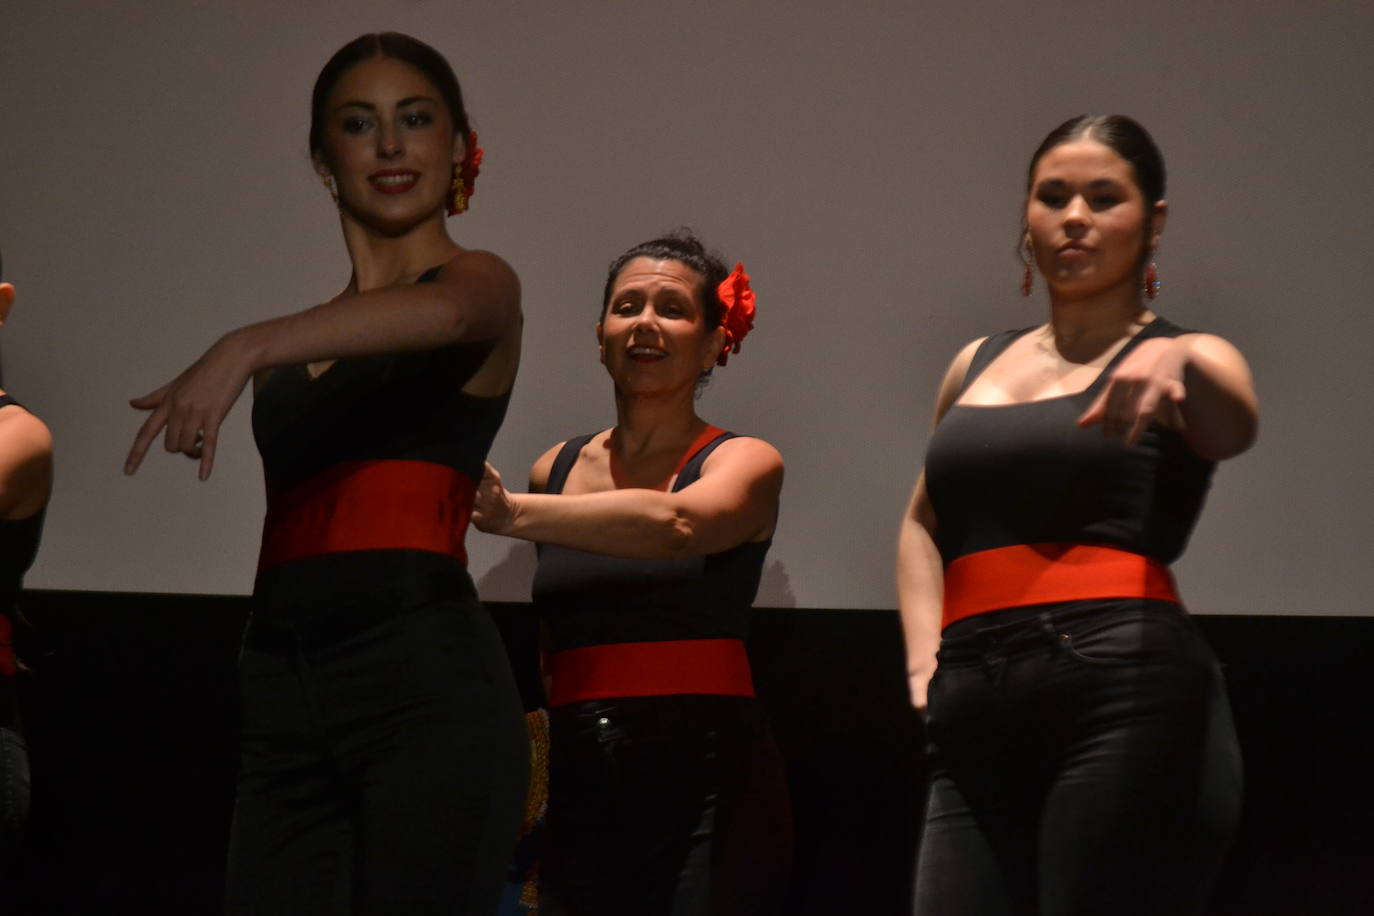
[125,336,252,480]
[1077,336,1188,446]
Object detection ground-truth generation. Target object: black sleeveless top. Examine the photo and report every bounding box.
[531,431,771,653]
[0,395,45,608]
[0,395,46,680]
[925,317,1214,566]
[250,266,511,620]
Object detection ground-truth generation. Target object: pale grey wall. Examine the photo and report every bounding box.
[2,0,1370,612]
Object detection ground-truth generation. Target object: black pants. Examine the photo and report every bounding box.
[225,598,528,915]
[914,600,1242,916]
[542,695,792,916]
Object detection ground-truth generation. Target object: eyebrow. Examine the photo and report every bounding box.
[333,95,440,113]
[1037,177,1125,189]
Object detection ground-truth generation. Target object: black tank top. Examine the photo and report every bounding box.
[250,266,511,620]
[0,395,45,609]
[531,431,771,652]
[0,394,46,681]
[925,317,1214,565]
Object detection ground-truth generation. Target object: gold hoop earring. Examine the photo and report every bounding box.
[322,174,338,205]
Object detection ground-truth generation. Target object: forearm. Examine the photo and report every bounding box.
[502,490,700,559]
[1178,334,1259,460]
[229,283,494,374]
[897,515,944,678]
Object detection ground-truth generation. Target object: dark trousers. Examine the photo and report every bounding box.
[225,598,528,916]
[914,600,1242,916]
[0,723,28,884]
[542,695,792,916]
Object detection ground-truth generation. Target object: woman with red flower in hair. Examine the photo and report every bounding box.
[475,230,792,915]
[125,32,527,915]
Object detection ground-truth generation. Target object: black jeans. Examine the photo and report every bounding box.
[914,600,1242,916]
[225,598,528,915]
[542,695,792,916]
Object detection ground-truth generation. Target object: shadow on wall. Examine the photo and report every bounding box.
[757,560,797,608]
[477,545,798,610]
[477,542,538,600]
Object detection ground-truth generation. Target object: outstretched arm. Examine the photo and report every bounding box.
[125,249,520,479]
[474,437,783,559]
[1078,333,1258,460]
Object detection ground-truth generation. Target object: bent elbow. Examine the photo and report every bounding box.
[1195,415,1259,462]
[658,509,696,556]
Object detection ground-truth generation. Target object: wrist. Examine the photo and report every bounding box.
[220,324,268,375]
[502,493,529,538]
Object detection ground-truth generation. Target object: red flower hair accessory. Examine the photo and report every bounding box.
[715,262,756,366]
[447,131,483,216]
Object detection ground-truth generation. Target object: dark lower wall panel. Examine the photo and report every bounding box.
[9,591,1373,914]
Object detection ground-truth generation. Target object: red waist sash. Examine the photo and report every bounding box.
[548,638,756,708]
[942,543,1179,630]
[257,460,475,573]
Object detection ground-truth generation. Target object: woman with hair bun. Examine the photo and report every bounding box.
[900,115,1257,915]
[125,33,526,914]
[475,231,792,915]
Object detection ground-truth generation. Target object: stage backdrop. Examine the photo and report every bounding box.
[1,0,1370,613]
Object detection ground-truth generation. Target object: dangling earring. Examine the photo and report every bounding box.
[447,163,468,216]
[322,174,338,205]
[448,131,483,216]
[1020,235,1034,297]
[1144,260,1160,299]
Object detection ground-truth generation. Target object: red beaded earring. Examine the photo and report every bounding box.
[447,131,483,216]
[1144,261,1160,299]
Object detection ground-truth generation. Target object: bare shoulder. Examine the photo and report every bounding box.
[1181,332,1250,366]
[0,407,53,518]
[934,336,988,420]
[528,440,567,494]
[437,249,520,302]
[0,407,53,464]
[700,435,784,480]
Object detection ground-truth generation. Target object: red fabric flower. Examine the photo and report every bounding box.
[715,262,756,366]
[448,131,483,215]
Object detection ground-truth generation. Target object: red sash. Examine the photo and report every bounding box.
[943,543,1179,630]
[548,638,755,707]
[258,460,475,572]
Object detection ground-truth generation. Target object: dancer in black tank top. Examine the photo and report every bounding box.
[124,35,526,915]
[899,117,1258,915]
[475,232,792,915]
[0,258,54,895]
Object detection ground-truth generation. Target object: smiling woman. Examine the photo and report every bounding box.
[123,32,528,915]
[473,231,792,915]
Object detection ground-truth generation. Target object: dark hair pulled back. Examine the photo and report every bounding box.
[600,229,730,328]
[309,32,470,163]
[1027,114,1166,205]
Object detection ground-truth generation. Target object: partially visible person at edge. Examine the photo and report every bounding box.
[124,33,527,914]
[474,231,793,915]
[0,249,54,895]
[899,114,1258,915]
